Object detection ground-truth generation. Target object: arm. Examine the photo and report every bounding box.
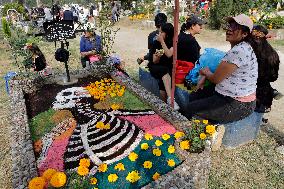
[160,41,173,58]
[200,61,238,84]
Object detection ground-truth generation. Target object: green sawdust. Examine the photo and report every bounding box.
[29,109,57,141]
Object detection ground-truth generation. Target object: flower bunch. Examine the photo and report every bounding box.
[178,119,216,153]
[85,79,125,101]
[28,168,67,189]
[95,121,111,130]
[77,158,90,176]
[129,14,146,20]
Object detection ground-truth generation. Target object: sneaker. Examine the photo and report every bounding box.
[167,97,180,111]
[273,89,283,100]
[137,58,143,65]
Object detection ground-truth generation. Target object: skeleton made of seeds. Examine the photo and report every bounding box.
[51,87,153,174]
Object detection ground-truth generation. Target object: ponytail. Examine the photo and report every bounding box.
[180,23,187,33]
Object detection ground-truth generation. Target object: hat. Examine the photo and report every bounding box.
[187,15,206,25]
[226,14,253,32]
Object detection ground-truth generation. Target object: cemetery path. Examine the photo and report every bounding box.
[113,23,284,136]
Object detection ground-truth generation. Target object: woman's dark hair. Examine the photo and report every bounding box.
[161,23,174,47]
[252,25,279,81]
[154,13,167,28]
[29,43,47,64]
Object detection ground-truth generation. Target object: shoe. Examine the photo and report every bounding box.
[137,58,143,65]
[167,97,180,111]
[273,89,283,100]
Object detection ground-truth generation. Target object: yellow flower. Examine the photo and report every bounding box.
[77,166,89,176]
[111,103,120,110]
[206,125,216,135]
[90,177,97,185]
[96,121,105,129]
[162,134,170,141]
[174,131,185,139]
[193,120,200,124]
[202,120,209,125]
[200,133,207,140]
[50,172,67,188]
[28,177,46,189]
[126,171,141,183]
[167,159,176,167]
[144,133,153,140]
[104,123,111,130]
[141,143,149,150]
[128,152,138,161]
[143,161,153,169]
[180,140,190,150]
[152,172,160,180]
[153,148,162,156]
[114,163,125,171]
[168,145,175,154]
[98,163,108,172]
[79,158,91,168]
[42,168,57,181]
[108,174,118,183]
[155,140,163,147]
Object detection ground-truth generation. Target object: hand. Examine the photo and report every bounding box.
[156,33,164,43]
[199,67,212,77]
[196,76,206,90]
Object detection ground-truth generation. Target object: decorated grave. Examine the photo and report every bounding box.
[9,65,214,189]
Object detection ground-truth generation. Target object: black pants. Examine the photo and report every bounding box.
[181,86,256,124]
[81,57,89,68]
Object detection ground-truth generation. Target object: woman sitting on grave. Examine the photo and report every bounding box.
[25,43,47,72]
[252,25,281,113]
[177,15,205,64]
[182,14,259,123]
[148,23,180,110]
[80,25,102,68]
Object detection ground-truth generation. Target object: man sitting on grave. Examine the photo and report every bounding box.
[80,24,102,68]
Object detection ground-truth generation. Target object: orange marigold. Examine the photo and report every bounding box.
[77,166,89,176]
[42,168,57,181]
[28,177,46,189]
[50,172,67,188]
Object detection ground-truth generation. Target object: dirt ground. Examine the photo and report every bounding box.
[0,18,283,189]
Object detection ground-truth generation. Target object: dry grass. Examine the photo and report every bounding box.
[0,19,283,189]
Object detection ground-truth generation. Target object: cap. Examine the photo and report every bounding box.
[187,15,206,25]
[226,14,253,32]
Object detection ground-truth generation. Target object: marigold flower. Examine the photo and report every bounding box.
[98,163,108,172]
[128,152,138,161]
[180,140,190,150]
[193,120,200,124]
[42,168,57,181]
[96,121,105,129]
[79,158,91,168]
[126,171,141,183]
[200,133,207,140]
[28,177,46,189]
[174,131,185,139]
[104,123,111,130]
[141,143,149,150]
[110,93,117,97]
[155,140,163,147]
[108,174,118,183]
[90,177,97,185]
[111,103,120,110]
[50,172,67,188]
[206,125,216,135]
[152,172,160,180]
[168,145,175,154]
[167,159,176,167]
[144,133,153,140]
[153,148,162,156]
[143,161,153,169]
[202,120,209,124]
[162,134,170,141]
[114,163,125,171]
[77,166,89,176]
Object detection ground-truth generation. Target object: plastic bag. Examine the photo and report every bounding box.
[185,48,226,84]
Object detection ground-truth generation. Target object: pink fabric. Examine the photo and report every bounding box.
[89,55,100,63]
[38,137,69,175]
[234,92,256,102]
[118,114,176,136]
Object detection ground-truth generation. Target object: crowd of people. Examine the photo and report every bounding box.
[138,12,281,124]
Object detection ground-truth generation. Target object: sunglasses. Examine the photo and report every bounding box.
[252,30,266,38]
[223,22,240,31]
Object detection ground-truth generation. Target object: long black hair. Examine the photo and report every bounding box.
[161,23,174,47]
[29,43,47,65]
